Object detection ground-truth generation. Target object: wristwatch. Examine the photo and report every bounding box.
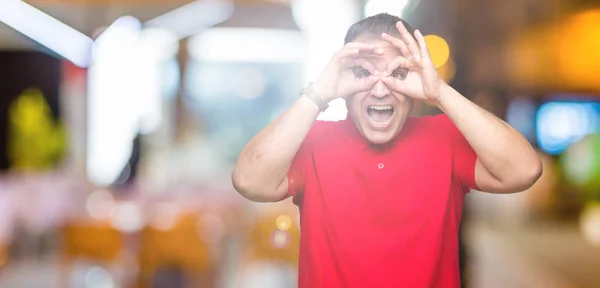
[300,82,329,112]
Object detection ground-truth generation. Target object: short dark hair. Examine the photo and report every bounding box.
[344,13,416,44]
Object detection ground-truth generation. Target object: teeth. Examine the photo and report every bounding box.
[368,105,393,111]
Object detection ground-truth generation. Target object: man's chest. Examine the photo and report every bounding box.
[303,140,456,232]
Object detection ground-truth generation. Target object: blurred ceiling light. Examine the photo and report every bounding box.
[87,16,142,186]
[364,0,409,17]
[145,0,233,40]
[0,0,93,67]
[188,28,306,63]
[424,35,450,68]
[135,28,179,61]
[93,16,141,59]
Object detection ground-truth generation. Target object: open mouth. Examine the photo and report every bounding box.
[367,105,395,128]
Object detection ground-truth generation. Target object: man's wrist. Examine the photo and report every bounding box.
[300,82,330,112]
[311,81,336,103]
[434,83,454,112]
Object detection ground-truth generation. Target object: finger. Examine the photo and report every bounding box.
[414,30,431,60]
[343,58,379,75]
[396,21,421,60]
[344,42,384,55]
[383,56,408,76]
[335,46,383,62]
[355,75,379,92]
[334,48,359,61]
[381,33,410,58]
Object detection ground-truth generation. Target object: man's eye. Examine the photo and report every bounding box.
[392,68,409,79]
[352,68,371,78]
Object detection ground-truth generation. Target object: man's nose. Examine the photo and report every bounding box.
[371,78,391,98]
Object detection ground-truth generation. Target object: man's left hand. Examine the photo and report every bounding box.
[379,21,447,104]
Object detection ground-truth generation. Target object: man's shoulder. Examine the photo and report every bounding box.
[304,119,347,143]
[310,119,346,133]
[411,114,467,146]
[410,113,453,130]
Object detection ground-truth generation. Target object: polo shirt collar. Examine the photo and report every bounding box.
[341,117,411,151]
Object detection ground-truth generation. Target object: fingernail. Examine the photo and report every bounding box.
[376,48,383,54]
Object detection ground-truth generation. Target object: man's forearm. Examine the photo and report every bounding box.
[232,95,321,201]
[436,84,541,188]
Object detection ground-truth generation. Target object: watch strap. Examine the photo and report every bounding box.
[300,83,329,112]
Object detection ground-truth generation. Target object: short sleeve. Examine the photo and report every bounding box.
[281,121,327,204]
[284,139,311,203]
[438,115,479,193]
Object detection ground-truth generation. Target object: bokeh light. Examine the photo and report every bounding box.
[424,35,450,68]
[276,215,292,231]
[148,202,179,231]
[84,266,115,288]
[437,57,455,83]
[110,201,144,233]
[561,134,600,194]
[86,189,116,220]
[270,230,290,249]
[537,102,600,155]
[580,202,600,248]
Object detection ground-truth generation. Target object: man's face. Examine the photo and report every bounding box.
[343,35,413,144]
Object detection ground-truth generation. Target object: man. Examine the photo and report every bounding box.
[232,13,542,288]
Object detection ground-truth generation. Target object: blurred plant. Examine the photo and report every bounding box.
[7,88,66,171]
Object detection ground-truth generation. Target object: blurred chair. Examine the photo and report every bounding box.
[248,215,300,265]
[0,242,7,269]
[137,212,213,288]
[59,220,125,287]
[236,210,300,288]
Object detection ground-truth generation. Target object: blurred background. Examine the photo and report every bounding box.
[0,0,599,287]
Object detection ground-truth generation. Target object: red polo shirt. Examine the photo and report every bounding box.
[286,114,478,288]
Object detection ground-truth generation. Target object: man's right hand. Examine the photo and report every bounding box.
[313,42,383,103]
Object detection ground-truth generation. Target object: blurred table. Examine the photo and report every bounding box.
[465,220,600,288]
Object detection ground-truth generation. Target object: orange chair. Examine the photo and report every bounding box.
[137,212,214,288]
[247,213,301,266]
[233,210,301,287]
[0,242,7,268]
[59,220,125,286]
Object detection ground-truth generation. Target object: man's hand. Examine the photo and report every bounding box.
[379,21,446,104]
[314,42,383,102]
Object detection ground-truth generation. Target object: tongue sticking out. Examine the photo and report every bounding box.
[368,108,394,123]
